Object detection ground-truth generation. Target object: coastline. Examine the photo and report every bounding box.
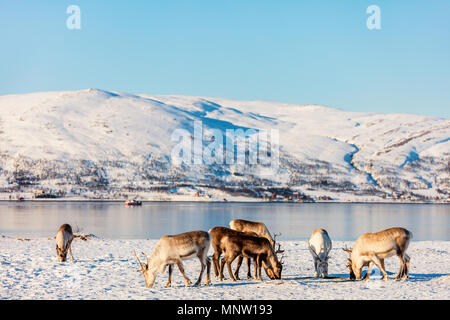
[0,198,448,204]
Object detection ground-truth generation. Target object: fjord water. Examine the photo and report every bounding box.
[0,202,448,240]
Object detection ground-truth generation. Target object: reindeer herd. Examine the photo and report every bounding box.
[55,220,413,288]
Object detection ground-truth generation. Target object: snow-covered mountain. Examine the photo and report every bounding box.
[0,89,448,201]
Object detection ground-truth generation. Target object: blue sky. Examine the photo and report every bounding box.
[0,0,449,118]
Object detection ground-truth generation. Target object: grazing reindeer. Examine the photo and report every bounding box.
[343,227,412,281]
[210,228,283,282]
[308,228,332,278]
[229,219,282,279]
[56,224,74,262]
[134,230,211,288]
[229,219,277,247]
[209,227,282,280]
[209,227,257,280]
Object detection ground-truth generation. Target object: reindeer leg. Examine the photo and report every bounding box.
[313,258,318,277]
[165,264,173,287]
[205,257,211,285]
[194,252,206,286]
[363,262,373,282]
[371,255,388,281]
[234,256,243,280]
[256,255,262,281]
[176,260,191,287]
[219,257,226,281]
[212,256,218,279]
[395,254,405,280]
[212,249,221,279]
[246,258,252,279]
[402,254,410,280]
[226,254,238,282]
[68,240,74,261]
[380,258,385,271]
[62,242,70,262]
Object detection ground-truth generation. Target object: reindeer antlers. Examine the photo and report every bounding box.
[275,243,285,254]
[273,232,285,254]
[134,250,150,273]
[141,251,149,263]
[342,245,352,253]
[273,232,282,242]
[134,250,144,271]
[342,245,352,257]
[272,233,285,264]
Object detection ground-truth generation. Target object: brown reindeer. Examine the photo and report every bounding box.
[343,227,412,281]
[229,219,277,247]
[229,219,283,279]
[209,227,283,282]
[209,227,279,280]
[56,224,74,262]
[208,227,256,280]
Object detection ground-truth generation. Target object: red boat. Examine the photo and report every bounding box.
[125,199,142,206]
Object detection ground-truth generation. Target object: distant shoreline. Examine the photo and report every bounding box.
[0,199,448,205]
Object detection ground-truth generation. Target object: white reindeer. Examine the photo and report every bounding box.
[343,227,412,281]
[56,224,74,262]
[308,228,332,278]
[134,230,211,288]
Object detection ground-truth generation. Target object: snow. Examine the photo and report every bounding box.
[1,235,449,300]
[0,89,448,201]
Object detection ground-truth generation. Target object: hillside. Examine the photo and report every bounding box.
[0,89,448,202]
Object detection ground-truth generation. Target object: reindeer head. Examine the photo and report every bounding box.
[343,246,356,280]
[261,261,276,279]
[275,256,284,279]
[56,245,67,262]
[317,257,329,278]
[273,240,285,279]
[134,250,155,288]
[310,248,329,278]
[318,256,330,278]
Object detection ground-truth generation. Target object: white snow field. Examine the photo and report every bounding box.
[1,235,448,300]
[0,89,448,202]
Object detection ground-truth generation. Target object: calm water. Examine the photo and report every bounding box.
[0,202,448,241]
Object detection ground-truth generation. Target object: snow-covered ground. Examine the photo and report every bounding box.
[1,235,448,300]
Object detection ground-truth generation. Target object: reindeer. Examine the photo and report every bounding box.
[343,227,412,281]
[134,230,211,288]
[229,219,282,279]
[209,227,257,280]
[229,219,277,247]
[209,227,283,280]
[308,228,332,278]
[209,227,283,282]
[56,224,74,262]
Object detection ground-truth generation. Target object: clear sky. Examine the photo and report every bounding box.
[0,1,449,118]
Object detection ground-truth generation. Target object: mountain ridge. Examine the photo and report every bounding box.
[0,89,448,202]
